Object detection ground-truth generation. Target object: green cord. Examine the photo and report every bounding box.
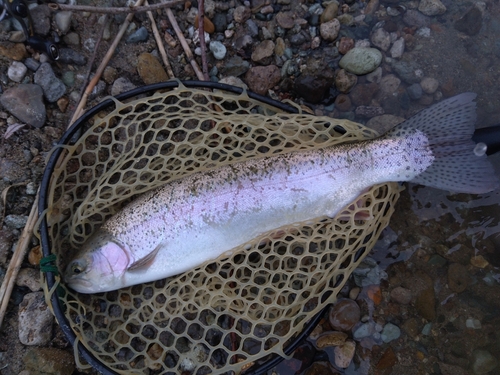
[40,254,59,275]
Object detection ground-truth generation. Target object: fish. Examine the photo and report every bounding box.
[64,93,499,293]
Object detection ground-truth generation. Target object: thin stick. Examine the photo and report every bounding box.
[166,8,204,80]
[70,0,147,124]
[49,0,186,14]
[197,0,209,80]
[145,0,175,78]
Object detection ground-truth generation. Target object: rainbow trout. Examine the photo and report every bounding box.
[64,93,498,293]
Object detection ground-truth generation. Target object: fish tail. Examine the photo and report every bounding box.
[388,93,499,194]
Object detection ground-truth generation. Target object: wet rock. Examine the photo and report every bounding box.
[245,65,281,95]
[355,105,384,117]
[371,28,391,51]
[352,257,387,285]
[222,56,250,77]
[213,13,227,33]
[0,84,46,127]
[55,11,72,34]
[353,322,375,339]
[16,268,41,292]
[0,42,27,60]
[402,318,419,338]
[420,77,439,94]
[366,67,382,83]
[210,41,227,60]
[19,292,53,345]
[24,58,40,71]
[58,48,87,65]
[418,0,446,16]
[448,263,470,293]
[219,76,248,89]
[381,323,401,343]
[378,74,401,99]
[471,349,498,375]
[7,61,27,82]
[127,26,149,43]
[376,347,397,370]
[24,347,75,375]
[294,75,332,103]
[30,5,51,35]
[110,77,136,96]
[391,60,421,84]
[246,19,259,37]
[407,83,423,100]
[415,287,436,321]
[234,6,251,23]
[251,40,275,64]
[321,2,339,24]
[339,47,382,75]
[4,214,28,229]
[390,37,405,58]
[316,331,348,348]
[329,299,360,331]
[465,318,481,329]
[137,53,168,84]
[390,286,412,305]
[335,94,351,111]
[335,69,357,93]
[320,18,341,42]
[349,83,378,106]
[338,37,355,54]
[454,7,482,36]
[334,340,355,368]
[276,12,295,29]
[34,63,66,102]
[63,32,80,46]
[403,9,431,27]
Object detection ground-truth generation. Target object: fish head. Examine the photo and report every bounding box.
[64,232,130,293]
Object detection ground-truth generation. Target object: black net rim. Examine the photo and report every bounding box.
[37,80,332,375]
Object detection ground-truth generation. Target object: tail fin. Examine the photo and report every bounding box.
[390,93,499,194]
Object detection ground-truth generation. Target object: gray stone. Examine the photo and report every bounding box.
[233,6,251,23]
[221,55,250,77]
[246,19,259,37]
[30,5,51,36]
[381,323,401,343]
[24,347,75,375]
[4,214,28,229]
[418,0,446,16]
[7,61,27,82]
[320,18,341,42]
[58,48,87,65]
[34,63,66,102]
[339,47,382,75]
[420,77,439,94]
[454,7,482,36]
[63,32,80,45]
[19,292,54,345]
[390,37,405,58]
[471,349,498,374]
[391,60,421,84]
[390,286,412,305]
[24,58,40,71]
[0,84,46,127]
[403,9,430,28]
[370,28,391,51]
[111,77,137,96]
[127,26,149,43]
[55,11,72,34]
[378,74,401,98]
[210,41,227,60]
[407,83,423,100]
[251,40,275,64]
[352,257,388,285]
[16,268,41,292]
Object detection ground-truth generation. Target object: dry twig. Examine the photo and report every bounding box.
[146,0,175,78]
[48,0,186,14]
[197,0,209,80]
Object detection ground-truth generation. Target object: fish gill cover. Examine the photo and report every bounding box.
[40,83,400,374]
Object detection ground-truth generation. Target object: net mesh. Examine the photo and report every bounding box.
[41,82,401,374]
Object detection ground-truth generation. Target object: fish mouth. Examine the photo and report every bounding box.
[64,276,93,291]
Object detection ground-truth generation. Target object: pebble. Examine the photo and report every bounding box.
[0,42,27,61]
[418,0,447,16]
[18,292,54,345]
[213,13,227,33]
[127,26,149,43]
[352,257,387,286]
[316,331,348,348]
[334,340,355,368]
[470,255,489,268]
[219,76,248,89]
[403,10,431,28]
[335,94,351,112]
[391,60,421,84]
[454,7,482,36]
[34,63,66,102]
[320,18,341,42]
[194,15,215,34]
[7,61,27,83]
[28,245,43,266]
[58,48,87,65]
[234,6,251,23]
[370,28,391,51]
[294,75,332,103]
[353,322,375,339]
[320,2,339,24]
[381,323,401,343]
[339,47,382,75]
[16,268,41,292]
[221,55,250,77]
[448,263,470,293]
[9,30,25,43]
[471,349,498,375]
[355,105,384,117]
[465,318,481,329]
[390,286,412,305]
[24,347,75,375]
[420,77,439,94]
[378,74,401,99]
[0,84,46,127]
[244,65,281,95]
[335,69,357,93]
[407,83,423,100]
[246,19,259,37]
[30,5,51,35]
[55,11,72,34]
[24,58,40,71]
[329,299,361,331]
[276,12,295,29]
[338,37,355,54]
[251,40,275,64]
[349,82,378,106]
[390,37,405,58]
[63,32,80,45]
[137,52,168,84]
[210,41,227,60]
[415,287,436,321]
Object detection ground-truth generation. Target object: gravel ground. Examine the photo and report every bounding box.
[0,0,500,374]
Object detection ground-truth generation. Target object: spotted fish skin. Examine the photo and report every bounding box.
[64,93,498,293]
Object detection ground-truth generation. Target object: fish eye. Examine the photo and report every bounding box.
[70,260,86,275]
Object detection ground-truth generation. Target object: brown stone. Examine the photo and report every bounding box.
[448,263,470,293]
[376,347,397,370]
[0,42,27,60]
[415,287,436,321]
[137,52,169,85]
[244,65,281,95]
[194,15,215,34]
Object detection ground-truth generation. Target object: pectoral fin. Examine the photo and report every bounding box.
[128,244,161,271]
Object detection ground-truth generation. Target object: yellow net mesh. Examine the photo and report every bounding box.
[42,82,400,374]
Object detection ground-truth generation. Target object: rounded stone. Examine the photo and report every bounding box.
[381,323,401,343]
[418,0,447,16]
[334,340,356,368]
[370,27,391,51]
[420,77,439,94]
[335,69,357,93]
[0,84,46,127]
[329,299,361,331]
[7,61,27,82]
[471,349,498,375]
[334,94,351,112]
[137,53,168,84]
[210,41,227,60]
[320,18,341,42]
[320,2,339,24]
[390,286,412,305]
[339,47,382,75]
